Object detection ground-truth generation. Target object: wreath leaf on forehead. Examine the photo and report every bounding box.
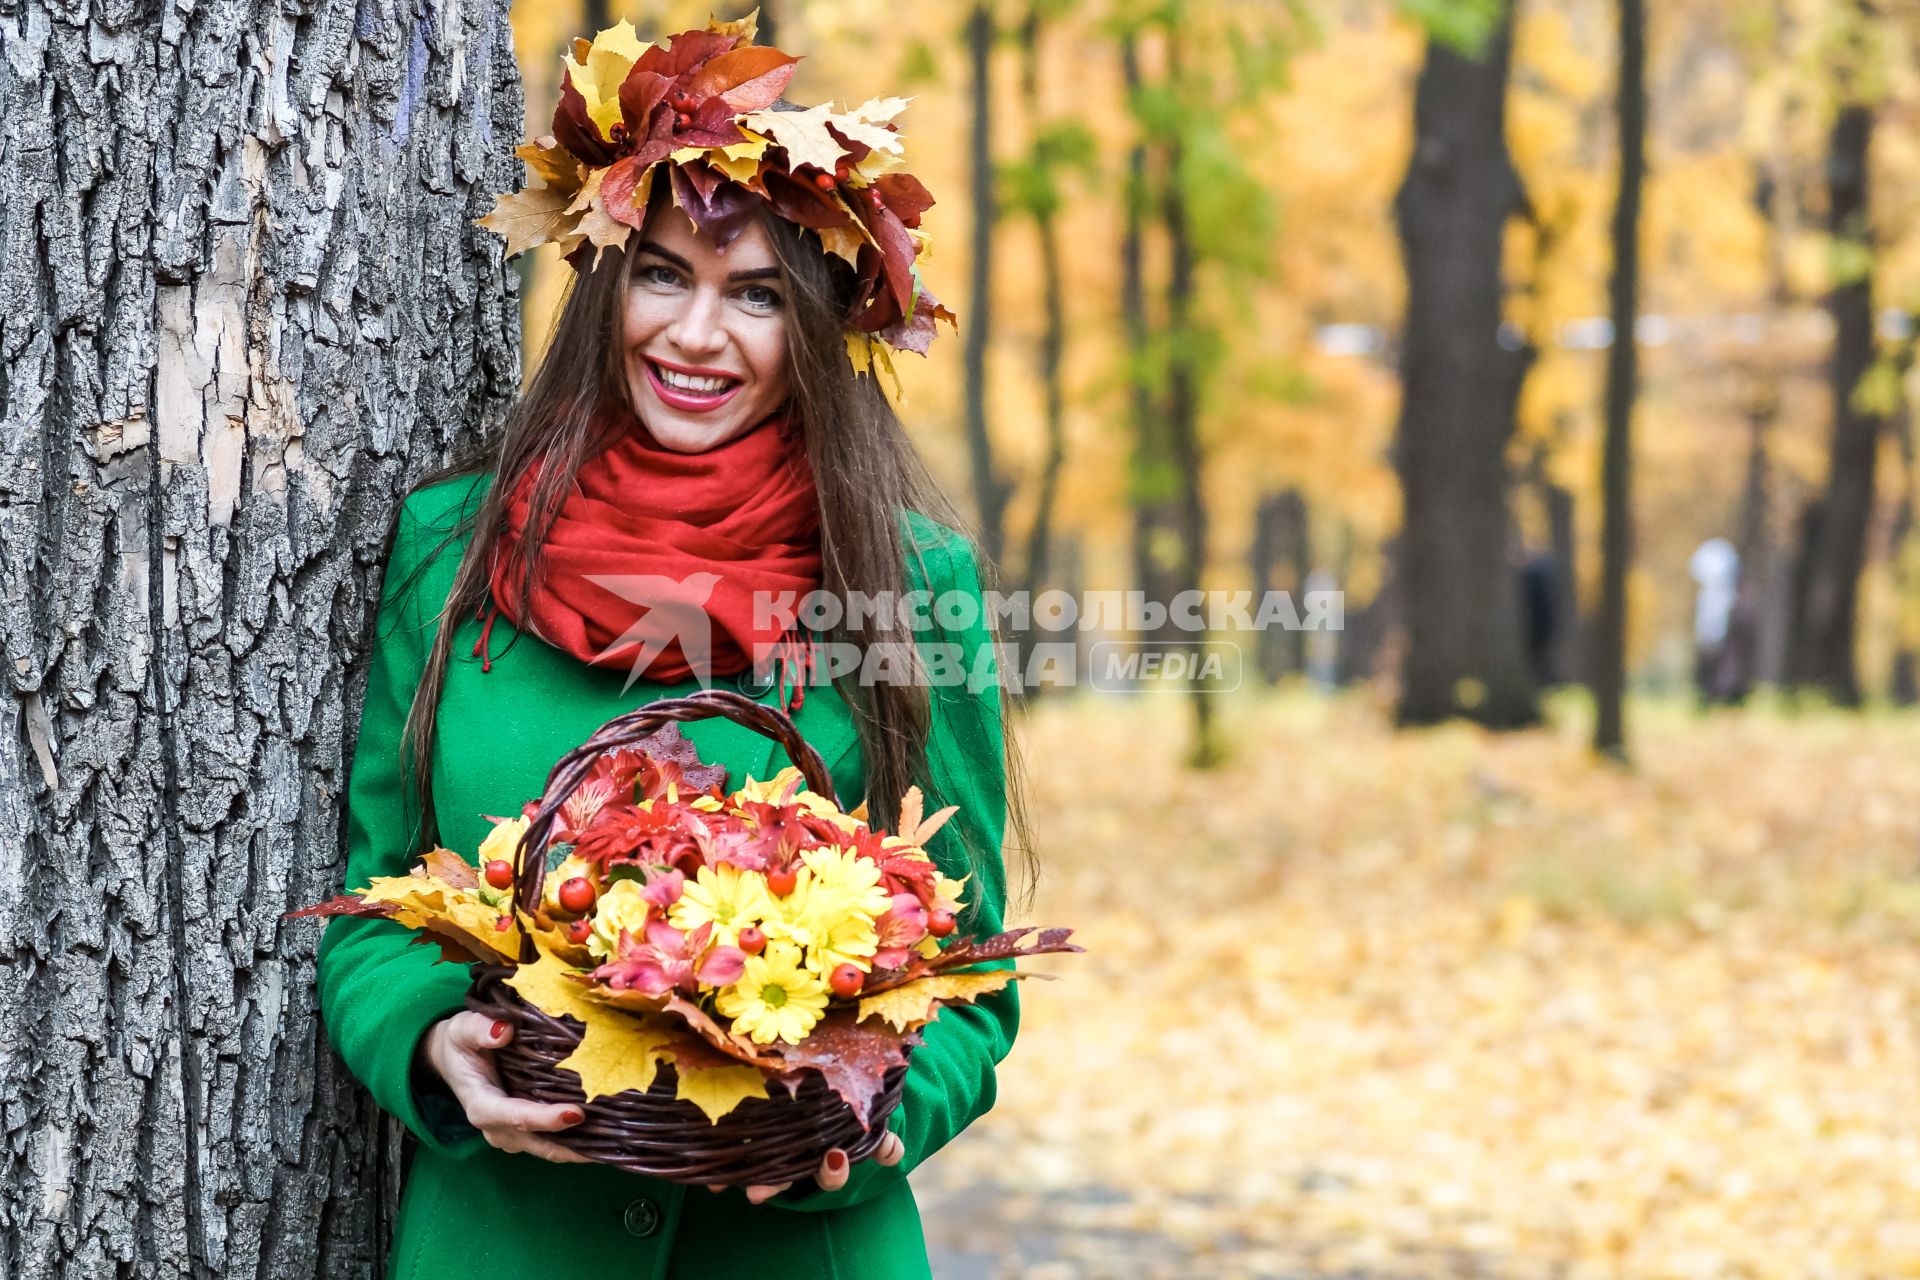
[476,14,954,364]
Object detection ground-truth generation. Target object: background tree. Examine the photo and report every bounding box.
[1594,0,1647,757]
[0,1,521,1275]
[1789,1,1884,705]
[1392,0,1541,728]
[1115,1,1286,764]
[964,1,1014,569]
[1005,0,1097,598]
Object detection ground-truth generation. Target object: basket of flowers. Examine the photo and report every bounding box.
[297,688,1078,1186]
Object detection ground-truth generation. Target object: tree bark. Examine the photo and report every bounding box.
[1594,0,1646,756]
[0,1,522,1276]
[1789,99,1880,704]
[1392,4,1539,729]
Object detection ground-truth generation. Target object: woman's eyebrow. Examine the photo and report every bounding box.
[636,242,780,284]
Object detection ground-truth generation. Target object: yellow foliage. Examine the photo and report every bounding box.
[554,1015,676,1102]
[671,1062,769,1124]
[857,970,1017,1033]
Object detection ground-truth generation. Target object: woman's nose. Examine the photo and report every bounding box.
[664,287,728,357]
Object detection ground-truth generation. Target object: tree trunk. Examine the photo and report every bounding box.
[1593,0,1646,756]
[1252,490,1311,682]
[0,2,521,1276]
[1789,100,1880,704]
[1017,5,1068,599]
[1119,33,1182,655]
[963,3,1010,569]
[1159,32,1218,765]
[1392,4,1539,729]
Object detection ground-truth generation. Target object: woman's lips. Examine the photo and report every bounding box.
[644,359,744,413]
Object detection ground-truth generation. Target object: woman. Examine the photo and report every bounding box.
[316,19,1028,1280]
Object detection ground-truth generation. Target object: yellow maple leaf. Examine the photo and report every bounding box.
[556,1014,677,1102]
[672,1063,769,1124]
[857,970,1018,1032]
[510,952,677,1100]
[708,133,771,184]
[817,223,866,269]
[515,141,583,199]
[706,7,759,41]
[478,186,579,258]
[361,875,449,911]
[563,20,650,139]
[740,103,847,174]
[505,950,600,1022]
[832,97,911,158]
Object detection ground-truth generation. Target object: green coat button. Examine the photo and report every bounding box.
[623,1198,661,1238]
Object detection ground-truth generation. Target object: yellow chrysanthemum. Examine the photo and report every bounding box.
[800,846,893,916]
[716,943,830,1045]
[807,908,881,975]
[669,863,770,949]
[588,879,654,960]
[758,865,820,950]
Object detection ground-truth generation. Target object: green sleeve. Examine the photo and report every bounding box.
[314,494,488,1159]
[771,529,1019,1211]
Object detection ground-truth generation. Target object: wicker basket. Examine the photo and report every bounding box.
[465,688,909,1185]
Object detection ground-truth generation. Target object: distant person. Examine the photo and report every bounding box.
[1689,538,1741,705]
[1521,550,1559,688]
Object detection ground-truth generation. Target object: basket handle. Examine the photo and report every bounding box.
[510,688,838,962]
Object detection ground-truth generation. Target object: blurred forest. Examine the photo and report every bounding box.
[508,0,1920,762]
[485,3,1920,1276]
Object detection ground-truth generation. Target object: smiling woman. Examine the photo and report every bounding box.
[623,214,793,450]
[313,14,1034,1280]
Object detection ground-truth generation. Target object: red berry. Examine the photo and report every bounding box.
[671,89,696,110]
[484,859,513,890]
[674,110,692,129]
[766,867,798,897]
[812,171,837,192]
[928,908,956,938]
[737,926,766,955]
[829,964,864,998]
[558,876,597,915]
[567,918,592,945]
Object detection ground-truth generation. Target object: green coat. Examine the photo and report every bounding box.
[315,473,1016,1280]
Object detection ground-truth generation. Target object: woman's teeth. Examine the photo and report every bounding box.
[654,364,737,395]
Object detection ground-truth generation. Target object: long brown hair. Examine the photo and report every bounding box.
[389,194,1035,914]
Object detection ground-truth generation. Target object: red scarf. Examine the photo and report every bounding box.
[477,410,821,705]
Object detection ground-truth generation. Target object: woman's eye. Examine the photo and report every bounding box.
[739,285,782,311]
[639,264,681,288]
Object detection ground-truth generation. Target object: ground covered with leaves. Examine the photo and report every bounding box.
[913,694,1920,1279]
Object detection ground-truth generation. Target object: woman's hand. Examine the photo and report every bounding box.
[711,1131,907,1204]
[420,1011,593,1163]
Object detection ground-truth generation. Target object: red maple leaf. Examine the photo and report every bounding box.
[773,1010,914,1128]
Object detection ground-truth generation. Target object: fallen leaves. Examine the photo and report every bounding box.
[913,695,1920,1279]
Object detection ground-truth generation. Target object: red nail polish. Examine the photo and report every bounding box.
[562,1108,584,1124]
[827,1150,848,1172]
[490,1020,509,1039]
